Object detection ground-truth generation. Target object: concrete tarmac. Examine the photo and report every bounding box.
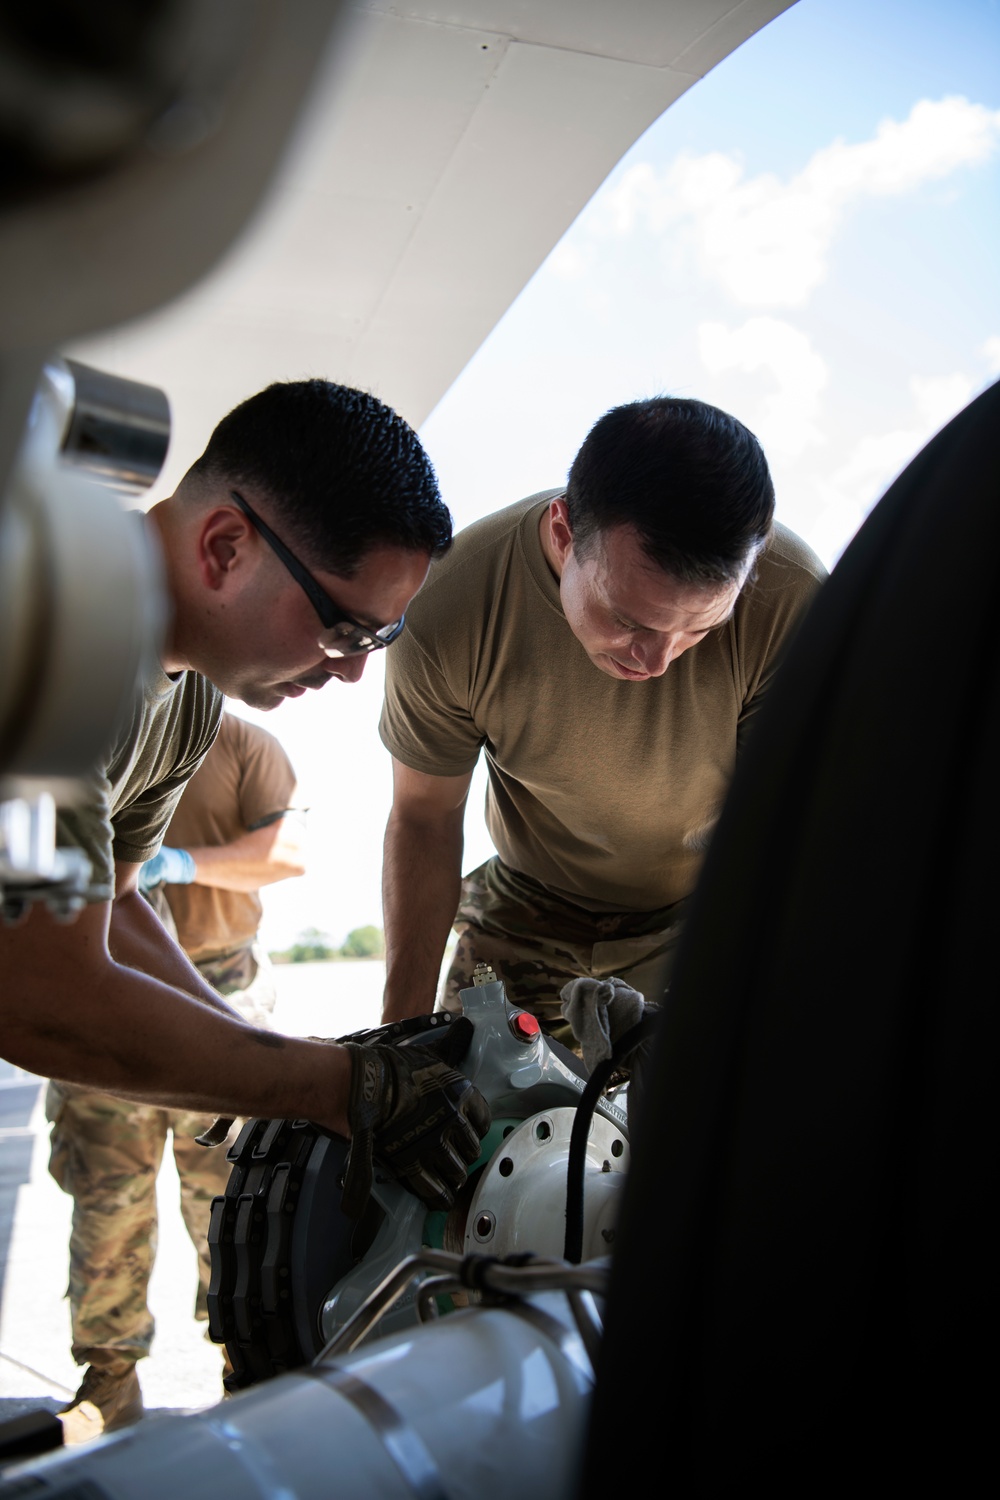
[0,961,385,1450]
[0,1061,226,1429]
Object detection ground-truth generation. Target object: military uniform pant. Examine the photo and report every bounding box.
[45,1088,233,1364]
[441,857,688,1049]
[46,942,276,1368]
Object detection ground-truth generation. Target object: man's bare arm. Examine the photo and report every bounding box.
[183,814,306,892]
[0,894,351,1135]
[0,892,491,1211]
[381,758,473,1022]
[112,861,238,1016]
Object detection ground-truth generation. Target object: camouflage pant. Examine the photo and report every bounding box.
[46,942,276,1368]
[441,858,688,1050]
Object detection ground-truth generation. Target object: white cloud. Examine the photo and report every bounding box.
[808,369,978,566]
[909,371,977,432]
[547,240,590,280]
[982,335,1000,376]
[594,97,1000,308]
[697,317,828,458]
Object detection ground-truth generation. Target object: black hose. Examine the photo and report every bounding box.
[563,1014,660,1264]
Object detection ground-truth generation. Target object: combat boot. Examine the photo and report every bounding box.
[58,1355,144,1445]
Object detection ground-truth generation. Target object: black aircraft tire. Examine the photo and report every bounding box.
[206,1116,356,1390]
[206,1013,460,1391]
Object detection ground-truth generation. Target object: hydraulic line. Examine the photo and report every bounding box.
[564,1014,658,1263]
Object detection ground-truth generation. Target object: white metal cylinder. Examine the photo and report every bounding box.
[3,1296,594,1500]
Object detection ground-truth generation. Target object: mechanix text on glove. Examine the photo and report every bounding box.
[342,1031,491,1217]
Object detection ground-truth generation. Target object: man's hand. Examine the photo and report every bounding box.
[560,976,650,1073]
[138,846,196,890]
[342,1025,490,1216]
[560,976,661,1134]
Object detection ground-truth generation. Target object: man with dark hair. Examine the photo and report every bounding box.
[187,380,453,576]
[0,379,489,1427]
[379,396,826,1038]
[158,379,452,711]
[564,398,775,579]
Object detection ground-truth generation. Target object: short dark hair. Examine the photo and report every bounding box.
[188,380,452,575]
[565,396,775,585]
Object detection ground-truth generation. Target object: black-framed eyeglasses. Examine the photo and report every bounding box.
[230,491,406,658]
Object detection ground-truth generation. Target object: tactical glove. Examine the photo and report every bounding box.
[342,1022,490,1217]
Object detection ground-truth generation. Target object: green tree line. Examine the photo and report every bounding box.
[270,924,384,964]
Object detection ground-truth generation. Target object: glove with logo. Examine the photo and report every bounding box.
[341,1019,491,1218]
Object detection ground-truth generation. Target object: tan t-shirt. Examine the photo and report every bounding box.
[57,664,224,904]
[163,713,299,962]
[380,492,826,914]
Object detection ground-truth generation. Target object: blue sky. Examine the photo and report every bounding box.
[419,0,1000,560]
[247,0,1000,951]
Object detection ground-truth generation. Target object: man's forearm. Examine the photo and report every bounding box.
[100,999,353,1136]
[382,811,464,1021]
[1,896,492,1212]
[185,820,306,892]
[77,999,351,1134]
[0,899,352,1134]
[110,888,237,1016]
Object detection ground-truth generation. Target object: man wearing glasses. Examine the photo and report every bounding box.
[0,379,490,1437]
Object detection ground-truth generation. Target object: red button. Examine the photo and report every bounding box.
[509,1011,541,1041]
